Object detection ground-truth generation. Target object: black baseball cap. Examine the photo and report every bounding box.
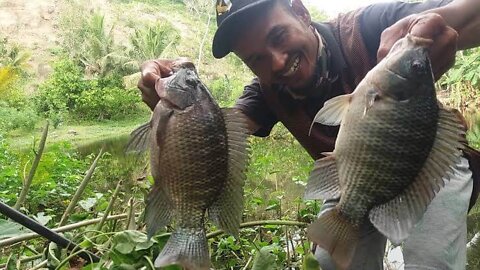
[213,0,287,59]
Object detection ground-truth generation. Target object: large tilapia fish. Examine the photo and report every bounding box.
[306,34,465,268]
[127,62,249,269]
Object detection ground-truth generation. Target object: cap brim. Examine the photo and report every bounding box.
[212,0,274,59]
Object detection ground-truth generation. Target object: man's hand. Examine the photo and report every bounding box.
[377,13,458,81]
[138,58,190,110]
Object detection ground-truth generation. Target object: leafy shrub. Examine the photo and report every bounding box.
[0,101,38,132]
[0,134,20,205]
[35,59,87,113]
[74,85,140,120]
[34,59,142,122]
[129,22,180,63]
[0,141,91,216]
[0,37,31,107]
[208,75,245,107]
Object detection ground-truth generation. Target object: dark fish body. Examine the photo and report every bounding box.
[128,64,249,269]
[306,35,465,269]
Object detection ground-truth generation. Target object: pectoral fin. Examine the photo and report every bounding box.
[363,88,380,116]
[208,108,249,237]
[309,94,352,135]
[125,122,151,153]
[369,106,465,245]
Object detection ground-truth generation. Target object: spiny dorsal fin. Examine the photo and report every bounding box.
[125,122,151,154]
[369,106,465,245]
[305,155,341,200]
[208,108,249,237]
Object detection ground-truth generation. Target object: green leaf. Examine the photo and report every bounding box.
[0,219,29,239]
[303,253,322,270]
[79,197,99,211]
[47,242,62,267]
[6,254,18,270]
[109,264,137,270]
[33,212,52,226]
[112,230,156,254]
[252,246,279,270]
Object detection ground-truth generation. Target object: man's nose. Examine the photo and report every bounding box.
[270,49,288,73]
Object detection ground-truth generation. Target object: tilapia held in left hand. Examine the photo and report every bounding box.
[306,34,466,269]
[127,62,249,270]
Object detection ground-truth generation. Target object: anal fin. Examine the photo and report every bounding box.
[145,185,173,238]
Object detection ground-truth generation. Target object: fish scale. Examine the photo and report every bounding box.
[305,35,465,269]
[127,64,249,270]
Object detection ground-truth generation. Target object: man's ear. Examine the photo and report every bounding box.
[291,0,311,25]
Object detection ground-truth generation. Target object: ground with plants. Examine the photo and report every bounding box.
[0,0,479,269]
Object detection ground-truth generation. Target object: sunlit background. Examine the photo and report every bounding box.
[305,0,395,17]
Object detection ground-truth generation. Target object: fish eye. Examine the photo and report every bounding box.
[185,73,198,87]
[410,59,427,75]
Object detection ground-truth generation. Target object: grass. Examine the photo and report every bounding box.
[5,114,150,151]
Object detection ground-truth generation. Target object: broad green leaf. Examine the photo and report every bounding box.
[6,254,18,270]
[0,219,29,239]
[47,242,62,267]
[79,197,99,211]
[33,212,53,226]
[112,230,156,254]
[302,253,322,270]
[109,264,137,270]
[252,246,279,270]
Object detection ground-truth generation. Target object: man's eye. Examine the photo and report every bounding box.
[248,55,263,67]
[271,30,286,46]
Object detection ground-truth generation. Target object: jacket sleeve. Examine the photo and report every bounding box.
[359,0,453,61]
[234,78,278,137]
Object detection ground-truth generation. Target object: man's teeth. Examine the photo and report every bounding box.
[283,57,300,77]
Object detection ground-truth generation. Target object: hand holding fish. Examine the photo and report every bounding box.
[137,58,191,110]
[377,13,457,81]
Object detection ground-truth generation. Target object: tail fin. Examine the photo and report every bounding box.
[307,209,358,270]
[154,228,210,270]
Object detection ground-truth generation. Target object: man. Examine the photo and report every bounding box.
[138,0,480,269]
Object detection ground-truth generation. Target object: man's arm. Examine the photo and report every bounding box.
[373,0,480,80]
[430,0,480,50]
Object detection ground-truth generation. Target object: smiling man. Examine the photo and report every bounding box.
[138,0,480,269]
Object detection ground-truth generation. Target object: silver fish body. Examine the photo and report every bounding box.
[128,63,249,270]
[306,35,465,269]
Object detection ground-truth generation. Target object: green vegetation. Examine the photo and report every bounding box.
[0,0,479,269]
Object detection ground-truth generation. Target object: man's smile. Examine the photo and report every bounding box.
[281,54,300,77]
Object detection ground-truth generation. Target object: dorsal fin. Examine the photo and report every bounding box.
[369,106,465,245]
[208,108,249,236]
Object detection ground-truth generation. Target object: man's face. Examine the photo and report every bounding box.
[232,1,318,94]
